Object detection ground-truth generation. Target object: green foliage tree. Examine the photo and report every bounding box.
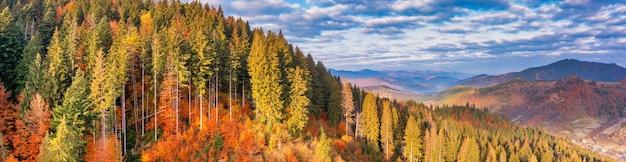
[380,100,393,158]
[248,29,284,128]
[0,7,26,95]
[39,117,83,162]
[362,93,380,150]
[403,114,422,162]
[43,28,71,107]
[315,127,332,162]
[51,70,92,135]
[457,136,480,162]
[286,67,310,137]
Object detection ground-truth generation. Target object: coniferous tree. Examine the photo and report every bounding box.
[341,81,355,136]
[248,29,284,129]
[315,127,332,162]
[380,100,393,158]
[403,114,422,162]
[39,117,83,162]
[43,28,71,107]
[457,136,480,162]
[0,7,25,94]
[286,66,310,137]
[363,93,380,150]
[51,70,92,137]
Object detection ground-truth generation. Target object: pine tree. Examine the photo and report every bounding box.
[88,48,109,152]
[39,117,83,162]
[0,7,25,94]
[457,136,480,162]
[341,81,355,136]
[151,30,165,140]
[315,127,332,162]
[51,70,92,135]
[248,29,284,128]
[17,35,44,102]
[362,93,380,150]
[380,100,393,159]
[191,17,213,130]
[19,53,46,110]
[43,28,71,107]
[403,114,422,162]
[286,66,310,137]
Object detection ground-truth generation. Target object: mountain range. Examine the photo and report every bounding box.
[456,59,626,87]
[329,69,473,94]
[332,59,626,101]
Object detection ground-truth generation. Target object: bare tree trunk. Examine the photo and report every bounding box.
[208,77,211,121]
[200,90,203,130]
[242,80,245,107]
[113,102,119,161]
[122,84,127,155]
[229,69,232,121]
[132,66,138,132]
[141,65,145,136]
[101,110,106,154]
[216,74,219,123]
[154,77,158,141]
[176,71,179,134]
[188,77,191,127]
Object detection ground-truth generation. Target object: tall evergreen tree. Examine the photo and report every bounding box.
[363,93,380,149]
[248,29,284,128]
[457,136,480,162]
[39,117,83,162]
[51,70,92,135]
[286,66,310,137]
[0,7,25,94]
[380,100,393,158]
[403,114,423,162]
[43,28,70,107]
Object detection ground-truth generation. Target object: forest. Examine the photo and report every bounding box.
[0,0,613,161]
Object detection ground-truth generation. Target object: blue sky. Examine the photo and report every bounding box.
[195,0,626,74]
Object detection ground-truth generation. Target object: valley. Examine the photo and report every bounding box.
[336,59,626,160]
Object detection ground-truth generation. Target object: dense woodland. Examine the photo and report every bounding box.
[0,0,613,161]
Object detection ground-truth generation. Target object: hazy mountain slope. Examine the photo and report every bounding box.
[439,76,626,159]
[330,69,472,93]
[458,59,626,87]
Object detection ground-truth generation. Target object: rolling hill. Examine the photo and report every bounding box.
[438,76,626,160]
[457,59,626,87]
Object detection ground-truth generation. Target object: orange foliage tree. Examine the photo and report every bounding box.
[12,93,51,161]
[0,83,18,160]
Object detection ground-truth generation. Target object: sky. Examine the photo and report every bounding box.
[193,0,626,75]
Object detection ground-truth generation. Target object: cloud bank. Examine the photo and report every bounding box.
[194,0,626,74]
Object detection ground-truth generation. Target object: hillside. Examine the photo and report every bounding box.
[439,76,626,160]
[458,59,626,87]
[0,0,613,161]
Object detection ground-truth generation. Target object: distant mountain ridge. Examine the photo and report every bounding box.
[458,59,626,87]
[329,69,474,93]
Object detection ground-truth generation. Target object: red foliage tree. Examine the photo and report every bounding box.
[12,93,51,161]
[0,83,18,159]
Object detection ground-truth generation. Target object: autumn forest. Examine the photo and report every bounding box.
[0,0,615,161]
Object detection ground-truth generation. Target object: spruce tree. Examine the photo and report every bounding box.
[380,100,393,158]
[403,114,423,162]
[248,29,284,128]
[363,93,380,150]
[286,66,310,137]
